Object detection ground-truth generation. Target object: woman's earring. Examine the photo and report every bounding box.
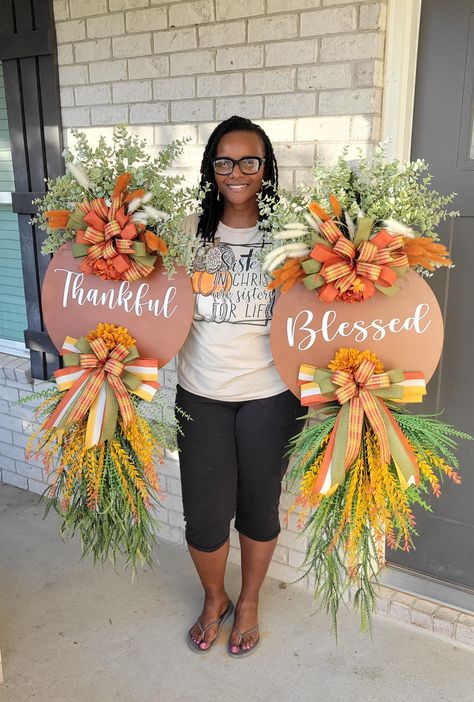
[216,189,220,202]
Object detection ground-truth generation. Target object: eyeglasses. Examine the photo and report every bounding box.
[211,156,265,176]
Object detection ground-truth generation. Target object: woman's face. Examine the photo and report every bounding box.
[214,130,265,209]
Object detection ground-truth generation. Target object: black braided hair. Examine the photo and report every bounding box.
[197,115,279,242]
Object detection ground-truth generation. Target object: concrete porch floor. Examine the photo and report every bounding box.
[1,483,473,702]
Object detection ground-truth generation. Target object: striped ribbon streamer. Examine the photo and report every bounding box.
[297,357,426,496]
[43,334,160,449]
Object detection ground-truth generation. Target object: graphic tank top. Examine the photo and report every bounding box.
[177,219,287,401]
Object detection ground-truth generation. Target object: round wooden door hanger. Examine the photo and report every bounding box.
[270,271,444,397]
[42,243,194,366]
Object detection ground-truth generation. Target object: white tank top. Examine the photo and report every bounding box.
[177,217,287,401]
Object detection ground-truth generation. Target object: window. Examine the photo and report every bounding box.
[0,61,28,356]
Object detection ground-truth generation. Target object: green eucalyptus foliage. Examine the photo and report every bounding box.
[32,125,203,275]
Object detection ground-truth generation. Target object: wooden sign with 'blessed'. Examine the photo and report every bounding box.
[270,271,444,397]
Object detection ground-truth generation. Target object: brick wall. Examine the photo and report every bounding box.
[1,0,388,585]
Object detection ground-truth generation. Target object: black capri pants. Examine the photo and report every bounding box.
[175,384,308,552]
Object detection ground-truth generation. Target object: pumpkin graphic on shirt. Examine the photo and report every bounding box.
[191,238,235,296]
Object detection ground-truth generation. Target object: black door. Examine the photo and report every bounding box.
[386,0,474,590]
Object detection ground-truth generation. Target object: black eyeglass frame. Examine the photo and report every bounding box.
[211,156,266,175]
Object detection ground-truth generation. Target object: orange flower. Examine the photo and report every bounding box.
[328,348,384,374]
[86,322,136,350]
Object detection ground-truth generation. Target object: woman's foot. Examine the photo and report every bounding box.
[228,598,259,654]
[189,594,232,650]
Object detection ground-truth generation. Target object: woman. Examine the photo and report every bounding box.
[176,115,307,657]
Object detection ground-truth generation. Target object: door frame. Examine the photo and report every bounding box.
[379,0,474,611]
[381,0,422,159]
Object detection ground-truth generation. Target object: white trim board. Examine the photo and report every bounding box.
[381,0,423,161]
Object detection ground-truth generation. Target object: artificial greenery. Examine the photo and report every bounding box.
[307,141,459,238]
[33,125,204,275]
[285,410,469,641]
[21,384,190,573]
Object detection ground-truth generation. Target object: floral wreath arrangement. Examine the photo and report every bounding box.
[23,322,189,572]
[34,125,205,277]
[24,126,200,571]
[261,143,455,299]
[262,144,471,638]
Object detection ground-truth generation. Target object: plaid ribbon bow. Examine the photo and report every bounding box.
[71,195,156,282]
[298,356,426,496]
[302,217,409,303]
[43,335,159,448]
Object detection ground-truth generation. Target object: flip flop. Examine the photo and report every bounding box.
[187,600,234,654]
[227,623,260,657]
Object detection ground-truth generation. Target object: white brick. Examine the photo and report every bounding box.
[273,544,289,564]
[319,88,381,115]
[57,44,74,65]
[158,523,183,544]
[248,14,298,43]
[113,34,152,58]
[169,0,214,27]
[110,0,148,9]
[70,0,107,17]
[53,0,69,21]
[267,0,319,11]
[1,470,27,490]
[321,32,385,62]
[89,59,127,83]
[354,59,384,87]
[171,99,213,122]
[170,144,204,168]
[456,614,474,646]
[316,140,372,164]
[155,123,198,145]
[56,19,86,43]
[350,115,380,140]
[267,560,297,583]
[216,0,264,21]
[170,50,214,76]
[197,73,242,98]
[298,63,352,90]
[198,21,245,48]
[274,143,314,167]
[91,104,128,125]
[112,80,152,103]
[256,118,294,142]
[130,102,168,123]
[154,27,197,54]
[87,13,125,38]
[216,96,263,120]
[28,477,49,495]
[197,122,218,142]
[154,77,195,100]
[322,0,358,4]
[74,38,111,63]
[168,510,185,529]
[129,56,169,79]
[245,68,295,95]
[288,548,306,568]
[166,476,182,495]
[300,6,356,36]
[278,527,307,553]
[216,45,263,72]
[75,84,112,106]
[359,2,387,31]
[265,92,315,118]
[265,39,318,67]
[295,114,350,140]
[58,64,88,86]
[60,87,74,108]
[126,7,167,32]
